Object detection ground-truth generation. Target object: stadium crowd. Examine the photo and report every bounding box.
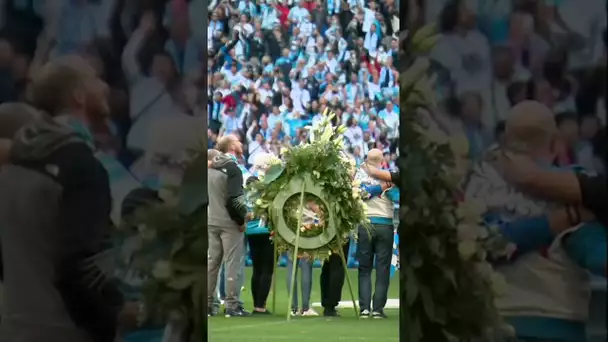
[408,0,606,171]
[207,0,401,173]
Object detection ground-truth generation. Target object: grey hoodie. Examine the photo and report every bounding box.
[0,116,121,342]
[208,153,247,228]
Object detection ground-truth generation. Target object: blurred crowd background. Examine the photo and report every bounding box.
[0,0,401,187]
[407,0,606,173]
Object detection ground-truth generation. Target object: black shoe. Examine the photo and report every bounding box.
[360,309,370,318]
[252,309,272,315]
[208,307,219,316]
[323,307,339,317]
[372,311,387,319]
[225,307,252,317]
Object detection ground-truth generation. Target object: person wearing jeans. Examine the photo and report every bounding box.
[286,254,318,316]
[357,169,399,318]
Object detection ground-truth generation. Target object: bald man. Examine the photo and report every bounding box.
[0,57,134,342]
[464,101,607,341]
[352,149,398,318]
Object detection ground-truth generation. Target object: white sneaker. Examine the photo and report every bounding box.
[360,309,370,318]
[302,308,319,316]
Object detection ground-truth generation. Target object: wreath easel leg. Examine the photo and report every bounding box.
[286,181,306,321]
[335,233,359,318]
[272,239,277,314]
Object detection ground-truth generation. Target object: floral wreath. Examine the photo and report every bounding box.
[247,109,370,262]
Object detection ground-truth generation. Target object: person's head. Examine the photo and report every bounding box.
[504,101,557,162]
[29,55,109,124]
[150,51,176,84]
[440,0,476,32]
[216,134,243,157]
[383,152,391,163]
[579,114,600,141]
[366,148,383,166]
[526,78,555,108]
[457,92,483,123]
[493,46,514,79]
[507,81,527,106]
[555,112,579,145]
[255,132,264,143]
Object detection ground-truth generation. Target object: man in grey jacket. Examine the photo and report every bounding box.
[0,56,137,342]
[207,135,249,316]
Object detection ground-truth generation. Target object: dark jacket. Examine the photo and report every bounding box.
[577,172,607,227]
[0,116,122,342]
[207,153,246,227]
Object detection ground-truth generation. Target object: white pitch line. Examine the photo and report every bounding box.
[209,317,323,332]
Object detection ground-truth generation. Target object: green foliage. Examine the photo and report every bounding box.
[107,149,208,341]
[247,111,369,260]
[401,25,512,342]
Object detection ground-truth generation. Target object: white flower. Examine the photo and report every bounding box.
[352,187,361,199]
[152,260,173,280]
[456,224,480,242]
[313,171,321,178]
[255,199,263,205]
[300,226,306,232]
[457,240,477,260]
[456,200,487,225]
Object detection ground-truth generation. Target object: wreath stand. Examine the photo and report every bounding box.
[269,175,359,320]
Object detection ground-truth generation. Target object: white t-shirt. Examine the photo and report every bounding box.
[430,30,492,96]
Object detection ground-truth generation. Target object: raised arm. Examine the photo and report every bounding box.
[121,11,156,85]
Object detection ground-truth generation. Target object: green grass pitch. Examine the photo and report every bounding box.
[208,267,399,342]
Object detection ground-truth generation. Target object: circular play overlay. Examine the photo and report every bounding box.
[271,176,337,250]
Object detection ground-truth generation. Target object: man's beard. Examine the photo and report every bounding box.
[86,100,111,132]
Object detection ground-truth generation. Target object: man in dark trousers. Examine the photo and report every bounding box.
[0,56,136,342]
[207,135,249,317]
[320,240,351,317]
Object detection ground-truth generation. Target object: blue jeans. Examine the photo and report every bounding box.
[285,255,313,311]
[356,223,394,312]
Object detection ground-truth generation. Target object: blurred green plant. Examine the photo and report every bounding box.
[400,24,514,342]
